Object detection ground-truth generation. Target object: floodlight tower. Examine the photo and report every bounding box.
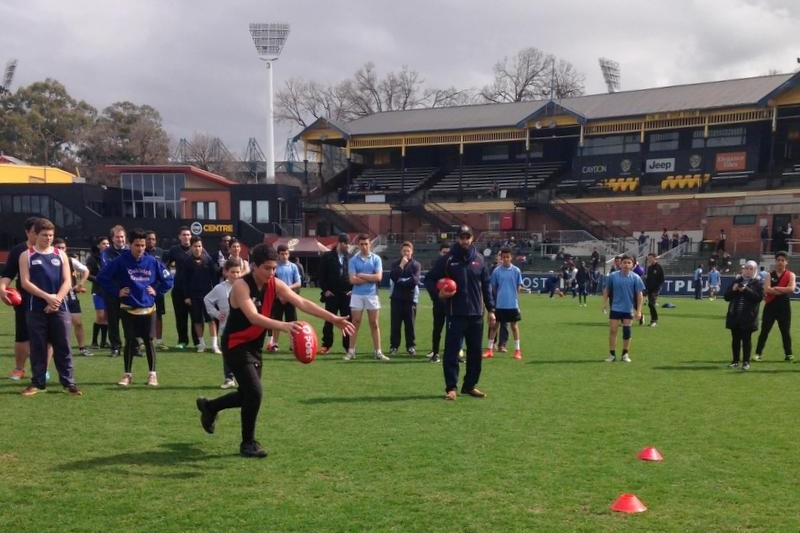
[598,57,621,93]
[249,23,290,184]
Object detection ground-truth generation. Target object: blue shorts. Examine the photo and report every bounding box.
[609,310,633,321]
[93,294,106,311]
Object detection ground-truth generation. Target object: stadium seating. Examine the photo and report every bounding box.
[429,161,563,197]
[350,166,438,194]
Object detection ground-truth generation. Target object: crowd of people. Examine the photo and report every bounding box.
[2,218,795,456]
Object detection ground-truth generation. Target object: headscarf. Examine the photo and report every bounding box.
[742,260,758,281]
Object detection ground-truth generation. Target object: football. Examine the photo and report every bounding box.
[436,278,457,293]
[5,287,22,306]
[292,321,318,364]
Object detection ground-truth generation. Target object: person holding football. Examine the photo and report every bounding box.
[195,243,355,458]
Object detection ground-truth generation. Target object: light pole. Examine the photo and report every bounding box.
[249,22,290,184]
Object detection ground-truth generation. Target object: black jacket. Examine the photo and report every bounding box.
[389,257,421,302]
[724,276,763,331]
[425,244,494,317]
[645,262,665,292]
[318,249,352,295]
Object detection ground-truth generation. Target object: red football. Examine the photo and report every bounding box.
[292,321,318,364]
[5,287,22,306]
[436,278,457,293]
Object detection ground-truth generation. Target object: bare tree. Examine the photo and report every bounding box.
[481,47,585,103]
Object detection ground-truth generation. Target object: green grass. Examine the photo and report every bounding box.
[1,292,799,532]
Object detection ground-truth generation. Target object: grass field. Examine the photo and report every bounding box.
[1,291,798,532]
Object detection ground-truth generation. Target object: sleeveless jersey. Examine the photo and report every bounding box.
[222,273,276,352]
[27,247,67,312]
[764,269,792,306]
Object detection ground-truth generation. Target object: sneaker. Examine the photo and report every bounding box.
[79,347,93,357]
[389,347,398,356]
[606,355,616,362]
[343,351,356,361]
[753,354,762,362]
[146,372,159,387]
[462,388,487,398]
[742,362,751,371]
[444,390,457,401]
[426,351,436,359]
[430,354,441,363]
[90,343,99,349]
[117,373,132,387]
[482,349,494,359]
[240,440,268,458]
[266,344,279,353]
[728,362,740,368]
[220,378,237,389]
[408,347,416,356]
[110,348,120,358]
[649,321,658,328]
[196,342,206,353]
[513,349,522,360]
[498,345,507,353]
[622,354,632,363]
[374,350,390,361]
[319,346,330,355]
[155,341,169,350]
[175,343,187,350]
[45,370,50,382]
[212,347,223,355]
[21,385,44,396]
[196,397,216,434]
[785,355,794,361]
[8,368,25,381]
[65,385,83,396]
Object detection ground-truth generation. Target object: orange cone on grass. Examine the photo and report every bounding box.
[610,493,647,513]
[637,447,664,461]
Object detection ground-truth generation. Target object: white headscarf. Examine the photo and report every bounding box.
[742,260,758,281]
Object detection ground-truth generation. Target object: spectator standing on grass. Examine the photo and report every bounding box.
[483,248,523,360]
[724,261,763,371]
[183,236,219,353]
[575,260,590,307]
[693,265,703,300]
[86,236,110,350]
[162,226,196,350]
[754,251,795,362]
[707,264,721,301]
[602,254,644,363]
[145,230,168,350]
[426,242,450,363]
[204,258,243,388]
[18,218,82,396]
[388,241,421,356]
[195,244,355,458]
[53,238,91,356]
[266,244,301,353]
[644,253,665,327]
[425,225,496,401]
[317,233,352,355]
[226,238,250,275]
[98,228,173,387]
[101,225,128,357]
[345,234,387,361]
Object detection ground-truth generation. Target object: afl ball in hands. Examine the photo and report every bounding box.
[292,322,318,364]
[5,287,22,306]
[436,278,457,293]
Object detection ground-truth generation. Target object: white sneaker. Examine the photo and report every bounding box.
[649,322,658,328]
[117,373,132,386]
[196,342,206,353]
[146,372,159,387]
[212,347,223,355]
[622,354,632,363]
[220,378,237,389]
[605,355,616,362]
[374,350,391,361]
[343,351,356,361]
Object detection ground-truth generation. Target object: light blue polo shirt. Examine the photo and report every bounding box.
[349,252,382,296]
[275,260,300,286]
[490,264,523,310]
[607,270,645,313]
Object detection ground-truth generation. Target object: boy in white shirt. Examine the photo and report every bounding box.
[204,259,243,387]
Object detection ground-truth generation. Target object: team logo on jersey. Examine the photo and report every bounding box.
[50,258,61,266]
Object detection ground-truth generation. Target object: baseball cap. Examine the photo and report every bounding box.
[458,225,473,237]
[337,233,349,243]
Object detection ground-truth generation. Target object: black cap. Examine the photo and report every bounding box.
[337,233,349,243]
[458,225,473,237]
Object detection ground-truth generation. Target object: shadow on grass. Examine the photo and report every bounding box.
[57,442,231,477]
[300,394,437,404]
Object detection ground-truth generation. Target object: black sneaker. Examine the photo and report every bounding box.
[65,384,83,396]
[240,440,268,458]
[785,355,794,361]
[110,348,120,358]
[742,362,751,371]
[196,397,216,434]
[430,354,440,363]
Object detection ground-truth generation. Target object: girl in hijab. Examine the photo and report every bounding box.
[724,260,764,370]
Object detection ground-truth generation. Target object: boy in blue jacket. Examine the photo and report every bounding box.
[98,228,173,387]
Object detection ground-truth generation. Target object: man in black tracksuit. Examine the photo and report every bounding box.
[644,253,665,327]
[388,241,421,355]
[162,226,197,349]
[317,233,352,354]
[425,225,495,401]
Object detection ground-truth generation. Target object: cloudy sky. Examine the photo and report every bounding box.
[2,0,798,161]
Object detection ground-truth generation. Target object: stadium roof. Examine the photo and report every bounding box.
[297,72,800,139]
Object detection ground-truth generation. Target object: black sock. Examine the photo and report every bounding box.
[100,325,108,346]
[609,350,616,356]
[92,323,100,345]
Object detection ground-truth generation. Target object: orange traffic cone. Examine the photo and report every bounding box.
[610,493,647,513]
[637,447,664,461]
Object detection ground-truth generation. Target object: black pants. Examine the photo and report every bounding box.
[431,301,446,354]
[755,303,792,356]
[208,350,263,444]
[322,293,350,350]
[171,287,197,346]
[443,315,484,393]
[731,327,753,364]
[103,296,122,350]
[390,299,416,350]
[121,311,156,373]
[647,290,659,322]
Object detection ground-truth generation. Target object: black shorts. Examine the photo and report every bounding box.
[271,299,297,322]
[67,294,82,314]
[495,308,521,323]
[609,310,633,321]
[189,296,212,323]
[14,304,29,343]
[155,294,166,316]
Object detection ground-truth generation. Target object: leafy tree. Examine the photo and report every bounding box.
[82,101,170,168]
[481,47,585,103]
[0,78,95,166]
